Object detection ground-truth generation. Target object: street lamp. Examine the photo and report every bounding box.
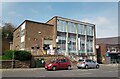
[38,31,41,34]
[37,31,41,55]
[12,43,15,68]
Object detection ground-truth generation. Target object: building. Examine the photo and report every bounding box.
[13,16,96,60]
[96,37,120,64]
[2,38,10,55]
[13,20,54,55]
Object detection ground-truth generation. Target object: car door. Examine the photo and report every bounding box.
[85,60,91,68]
[87,60,93,68]
[59,59,67,69]
[91,60,96,68]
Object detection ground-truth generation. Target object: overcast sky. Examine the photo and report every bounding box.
[2,2,118,38]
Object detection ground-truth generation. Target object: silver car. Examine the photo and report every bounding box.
[77,59,99,69]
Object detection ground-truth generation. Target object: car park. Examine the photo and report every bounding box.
[77,59,99,69]
[45,58,71,71]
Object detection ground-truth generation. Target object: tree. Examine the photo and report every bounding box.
[2,23,16,41]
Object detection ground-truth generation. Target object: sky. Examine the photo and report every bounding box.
[1,2,118,38]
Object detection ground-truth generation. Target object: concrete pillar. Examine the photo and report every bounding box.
[85,25,87,55]
[66,22,68,56]
[76,24,78,55]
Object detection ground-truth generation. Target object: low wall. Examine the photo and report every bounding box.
[32,55,77,67]
[1,55,77,69]
[1,60,30,69]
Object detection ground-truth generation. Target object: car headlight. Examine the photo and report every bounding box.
[48,64,52,67]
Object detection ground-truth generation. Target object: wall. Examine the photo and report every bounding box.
[13,24,21,50]
[46,17,57,47]
[25,21,54,55]
[1,60,30,69]
[2,38,10,54]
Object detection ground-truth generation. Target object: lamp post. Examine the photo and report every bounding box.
[12,42,14,68]
[38,31,41,55]
[12,50,14,68]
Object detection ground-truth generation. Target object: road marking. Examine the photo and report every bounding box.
[39,76,46,77]
[79,73,92,75]
[76,69,98,71]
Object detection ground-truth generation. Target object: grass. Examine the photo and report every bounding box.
[0,55,12,60]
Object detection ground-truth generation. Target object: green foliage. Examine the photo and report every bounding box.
[2,23,16,41]
[4,50,15,59]
[0,55,12,60]
[4,50,32,61]
[14,50,32,61]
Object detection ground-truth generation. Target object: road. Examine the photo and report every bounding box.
[1,64,119,77]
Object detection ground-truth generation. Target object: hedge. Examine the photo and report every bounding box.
[4,50,32,61]
[4,50,15,59]
[14,50,32,61]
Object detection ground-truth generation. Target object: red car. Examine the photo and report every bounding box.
[45,58,71,71]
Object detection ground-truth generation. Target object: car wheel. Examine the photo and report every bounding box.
[52,66,56,71]
[68,65,71,70]
[85,65,88,69]
[96,65,99,69]
[77,67,81,69]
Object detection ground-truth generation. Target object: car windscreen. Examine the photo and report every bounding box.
[49,59,57,63]
[78,59,84,62]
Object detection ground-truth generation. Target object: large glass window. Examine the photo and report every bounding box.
[78,36,85,53]
[78,24,82,34]
[57,34,66,52]
[68,22,77,33]
[68,34,76,53]
[87,36,93,53]
[81,25,85,35]
[68,22,72,33]
[57,20,66,32]
[86,26,93,36]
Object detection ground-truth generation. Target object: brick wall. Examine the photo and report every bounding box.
[1,60,30,69]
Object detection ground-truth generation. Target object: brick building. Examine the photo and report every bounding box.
[13,16,96,60]
[96,37,120,64]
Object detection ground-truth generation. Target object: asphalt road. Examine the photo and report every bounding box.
[1,64,119,77]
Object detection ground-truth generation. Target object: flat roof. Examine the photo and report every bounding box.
[14,20,53,32]
[96,37,120,45]
[46,16,95,26]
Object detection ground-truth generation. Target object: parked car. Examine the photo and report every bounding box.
[77,59,99,69]
[45,58,71,71]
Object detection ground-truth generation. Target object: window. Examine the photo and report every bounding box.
[81,25,85,35]
[20,29,25,37]
[57,20,67,32]
[68,33,76,53]
[78,24,82,34]
[57,34,66,51]
[86,26,93,36]
[21,42,25,48]
[60,59,68,63]
[87,37,93,53]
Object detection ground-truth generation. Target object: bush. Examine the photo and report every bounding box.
[2,55,12,60]
[14,50,32,61]
[4,50,15,59]
[4,50,32,61]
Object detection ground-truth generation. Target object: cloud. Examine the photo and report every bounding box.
[82,16,117,38]
[82,16,110,26]
[0,16,3,27]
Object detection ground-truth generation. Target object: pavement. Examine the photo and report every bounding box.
[1,64,119,77]
[1,64,119,79]
[1,64,119,70]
